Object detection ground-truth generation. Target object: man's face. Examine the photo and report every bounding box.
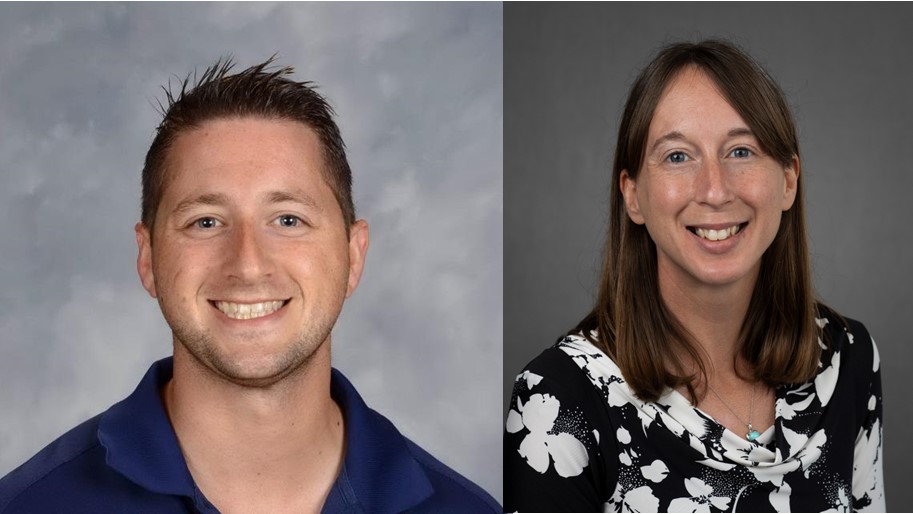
[135,117,368,387]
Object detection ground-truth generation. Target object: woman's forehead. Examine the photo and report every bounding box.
[647,68,748,142]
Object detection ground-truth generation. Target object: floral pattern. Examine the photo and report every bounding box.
[506,373,590,478]
[505,311,885,512]
[668,478,731,512]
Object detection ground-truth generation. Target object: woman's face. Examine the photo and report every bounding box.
[621,67,798,292]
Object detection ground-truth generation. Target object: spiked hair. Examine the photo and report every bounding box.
[141,55,354,234]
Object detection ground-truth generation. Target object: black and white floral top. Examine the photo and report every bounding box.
[504,313,885,512]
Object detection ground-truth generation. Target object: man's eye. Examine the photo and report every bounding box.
[730,147,753,158]
[667,151,688,164]
[276,215,302,227]
[194,217,220,229]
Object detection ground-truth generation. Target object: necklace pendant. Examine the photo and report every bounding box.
[746,424,760,442]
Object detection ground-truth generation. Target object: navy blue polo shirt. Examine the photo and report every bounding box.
[0,358,500,513]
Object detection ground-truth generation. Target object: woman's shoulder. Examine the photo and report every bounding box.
[811,305,881,425]
[511,335,612,402]
[515,334,627,392]
[505,337,620,511]
[817,305,879,375]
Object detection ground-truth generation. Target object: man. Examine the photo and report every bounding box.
[0,58,499,513]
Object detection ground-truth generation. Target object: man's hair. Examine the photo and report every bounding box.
[573,40,834,403]
[141,56,355,234]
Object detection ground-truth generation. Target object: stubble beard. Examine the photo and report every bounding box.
[166,307,340,389]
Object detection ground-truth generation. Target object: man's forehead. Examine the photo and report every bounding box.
[165,117,326,168]
[160,118,331,193]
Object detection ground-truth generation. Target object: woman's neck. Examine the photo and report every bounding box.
[658,262,759,376]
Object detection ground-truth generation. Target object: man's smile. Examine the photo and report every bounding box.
[210,299,291,320]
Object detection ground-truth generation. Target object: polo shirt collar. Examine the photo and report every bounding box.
[97,357,196,498]
[329,368,434,512]
[97,358,434,513]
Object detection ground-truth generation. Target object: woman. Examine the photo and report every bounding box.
[504,40,884,512]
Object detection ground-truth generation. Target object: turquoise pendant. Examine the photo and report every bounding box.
[746,424,760,442]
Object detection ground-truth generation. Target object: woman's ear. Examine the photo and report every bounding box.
[782,155,799,211]
[620,170,645,225]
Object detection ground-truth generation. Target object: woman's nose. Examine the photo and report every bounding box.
[693,158,734,207]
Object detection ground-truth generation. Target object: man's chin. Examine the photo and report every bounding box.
[172,324,333,388]
[180,340,323,389]
[215,368,299,388]
[205,354,315,388]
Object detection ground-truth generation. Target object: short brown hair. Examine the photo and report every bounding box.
[141,56,354,233]
[574,40,832,403]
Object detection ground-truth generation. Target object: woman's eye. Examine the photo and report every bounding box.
[276,215,302,227]
[667,151,688,164]
[194,217,220,229]
[730,147,753,158]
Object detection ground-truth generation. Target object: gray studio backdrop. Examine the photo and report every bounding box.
[0,3,502,502]
[504,3,912,511]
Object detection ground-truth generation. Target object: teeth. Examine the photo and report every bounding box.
[694,224,741,241]
[215,300,285,320]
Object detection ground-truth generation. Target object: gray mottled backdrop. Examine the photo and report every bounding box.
[504,3,912,511]
[0,3,502,502]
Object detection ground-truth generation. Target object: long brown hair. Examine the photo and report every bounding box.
[574,40,830,403]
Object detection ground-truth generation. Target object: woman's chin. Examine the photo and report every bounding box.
[685,261,759,289]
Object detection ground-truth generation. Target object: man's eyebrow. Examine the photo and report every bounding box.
[264,190,322,211]
[171,193,230,217]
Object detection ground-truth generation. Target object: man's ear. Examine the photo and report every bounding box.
[135,222,157,298]
[782,155,800,211]
[620,170,645,225]
[345,219,369,298]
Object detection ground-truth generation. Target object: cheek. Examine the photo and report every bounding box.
[639,178,689,221]
[746,173,787,214]
[152,245,208,301]
[156,268,194,306]
[290,242,350,287]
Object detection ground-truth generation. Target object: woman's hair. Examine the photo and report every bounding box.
[573,39,832,403]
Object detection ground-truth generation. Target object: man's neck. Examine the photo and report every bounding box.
[163,342,345,514]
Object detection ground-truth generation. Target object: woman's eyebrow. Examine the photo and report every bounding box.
[650,131,687,153]
[727,127,754,139]
[650,127,755,153]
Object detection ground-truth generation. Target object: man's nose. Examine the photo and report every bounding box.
[223,222,273,281]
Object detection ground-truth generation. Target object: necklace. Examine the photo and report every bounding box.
[706,381,760,442]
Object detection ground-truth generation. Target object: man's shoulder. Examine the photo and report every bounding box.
[330,368,500,512]
[0,412,181,514]
[0,414,104,511]
[401,438,500,513]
